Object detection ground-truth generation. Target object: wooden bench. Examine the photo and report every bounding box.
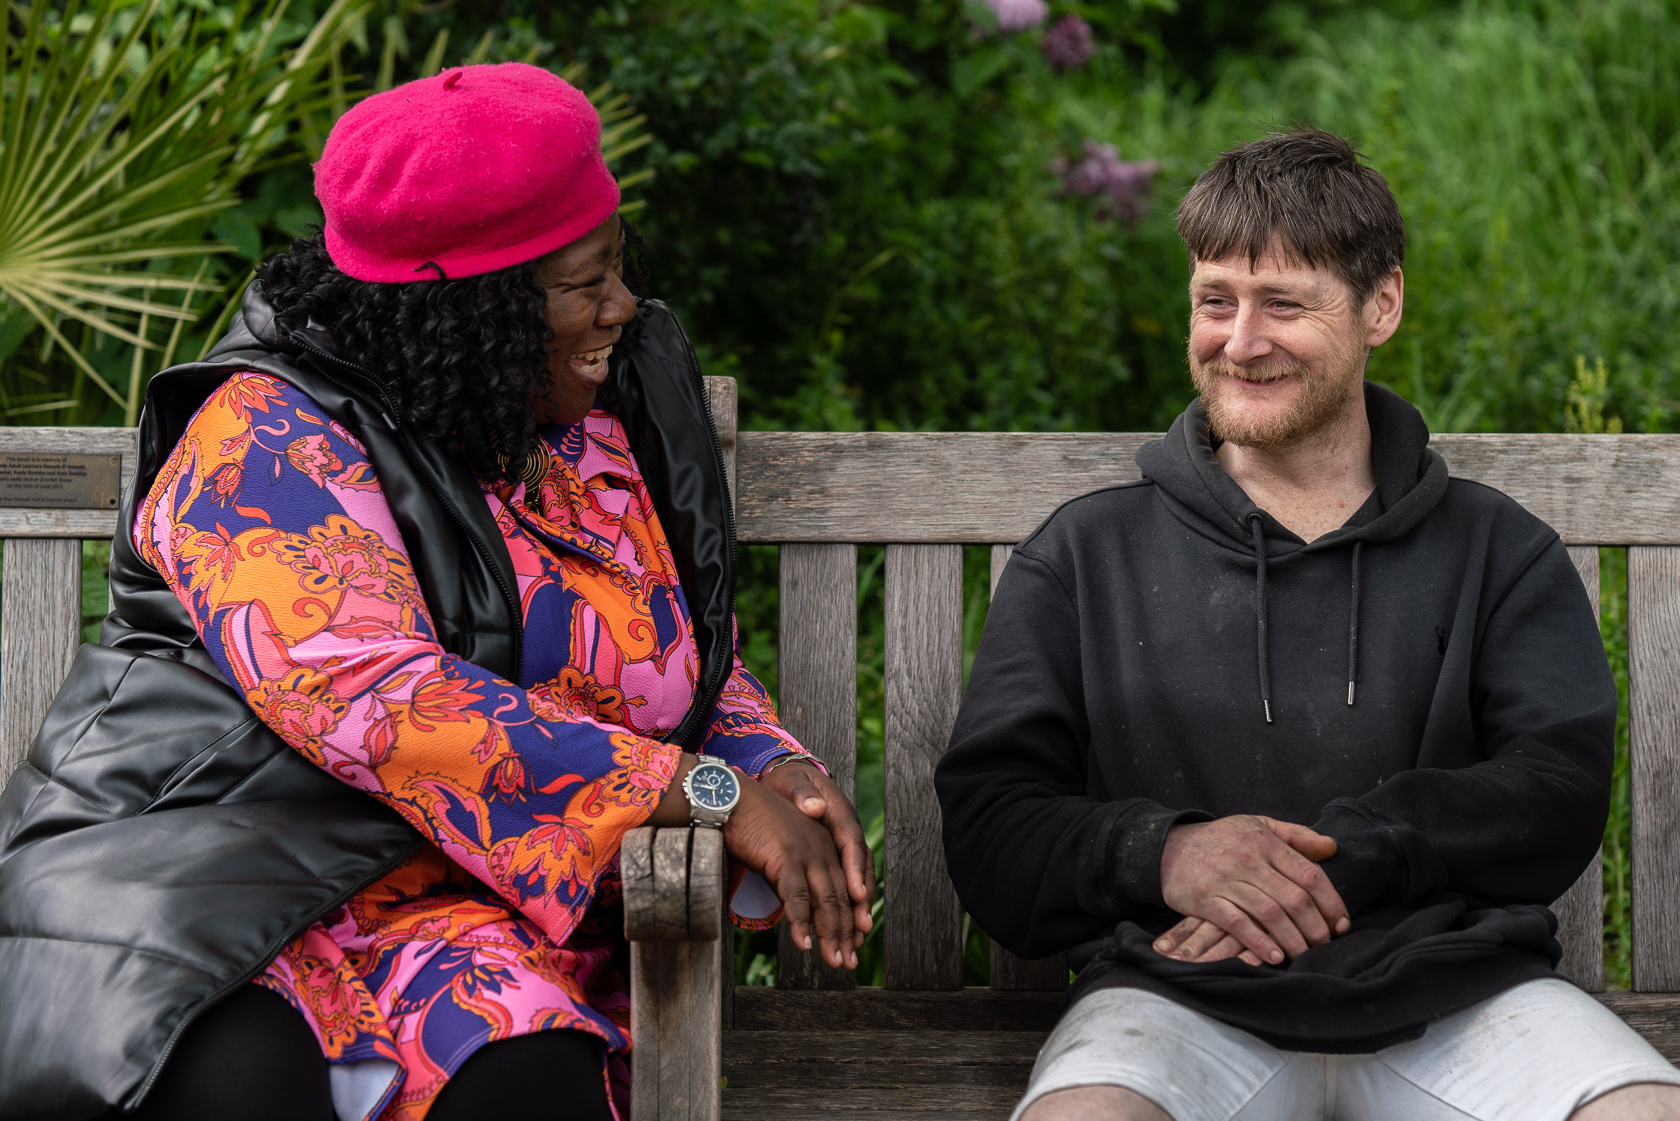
[4,380,1680,1120]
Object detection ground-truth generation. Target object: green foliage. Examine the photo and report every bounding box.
[1132,0,1680,435]
[0,0,359,425]
[26,0,1678,986]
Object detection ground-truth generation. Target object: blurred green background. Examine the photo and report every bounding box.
[4,0,1673,988]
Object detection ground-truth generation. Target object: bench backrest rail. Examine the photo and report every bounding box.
[1,394,1676,997]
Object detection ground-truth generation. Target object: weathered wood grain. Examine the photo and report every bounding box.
[733,431,1680,545]
[717,994,1680,1121]
[1630,547,1680,991]
[721,1085,1020,1120]
[689,826,725,942]
[1,539,83,783]
[1598,991,1680,1064]
[0,428,135,538]
[704,376,737,501]
[725,1030,1044,1066]
[623,827,657,941]
[1554,546,1604,992]
[884,545,964,990]
[777,542,859,990]
[722,1029,1037,1115]
[777,543,859,796]
[654,828,693,941]
[634,936,725,1121]
[990,950,1069,993]
[731,987,1064,1033]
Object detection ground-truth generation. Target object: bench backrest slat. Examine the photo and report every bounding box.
[1556,545,1606,991]
[1629,545,1680,990]
[736,432,1680,546]
[1,539,85,782]
[774,541,859,990]
[883,543,965,989]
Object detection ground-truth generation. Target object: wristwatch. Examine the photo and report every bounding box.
[682,754,742,828]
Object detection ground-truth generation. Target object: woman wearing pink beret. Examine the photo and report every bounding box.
[0,64,871,1121]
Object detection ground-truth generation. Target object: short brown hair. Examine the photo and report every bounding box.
[1176,129,1405,302]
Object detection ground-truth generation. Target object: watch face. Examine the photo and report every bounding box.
[690,763,740,810]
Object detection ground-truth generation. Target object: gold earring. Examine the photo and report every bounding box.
[519,445,547,491]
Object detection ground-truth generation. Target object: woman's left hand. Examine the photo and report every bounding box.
[759,759,875,947]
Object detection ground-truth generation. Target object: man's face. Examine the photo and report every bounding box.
[1187,242,1401,449]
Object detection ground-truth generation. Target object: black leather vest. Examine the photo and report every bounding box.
[0,288,736,1118]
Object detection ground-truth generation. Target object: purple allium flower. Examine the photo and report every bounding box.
[981,0,1049,34]
[1041,15,1094,71]
[1051,141,1160,223]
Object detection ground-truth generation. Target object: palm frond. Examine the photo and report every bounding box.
[0,0,357,423]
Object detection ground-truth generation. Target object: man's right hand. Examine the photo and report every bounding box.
[1156,815,1350,965]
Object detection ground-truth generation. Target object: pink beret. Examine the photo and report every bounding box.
[315,63,621,283]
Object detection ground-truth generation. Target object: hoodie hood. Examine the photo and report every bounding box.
[1135,381,1450,722]
[1137,380,1450,556]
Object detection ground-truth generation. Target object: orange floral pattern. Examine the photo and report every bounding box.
[136,372,812,1121]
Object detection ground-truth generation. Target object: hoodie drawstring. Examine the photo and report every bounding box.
[1347,541,1363,707]
[1247,514,1273,724]
[1246,514,1366,723]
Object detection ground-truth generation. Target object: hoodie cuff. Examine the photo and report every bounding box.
[1081,800,1213,917]
[1311,799,1447,917]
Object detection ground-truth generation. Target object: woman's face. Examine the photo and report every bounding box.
[532,216,636,426]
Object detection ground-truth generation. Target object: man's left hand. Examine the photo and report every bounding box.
[1154,916,1262,965]
[759,758,875,947]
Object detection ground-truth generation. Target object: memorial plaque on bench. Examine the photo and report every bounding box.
[0,452,121,509]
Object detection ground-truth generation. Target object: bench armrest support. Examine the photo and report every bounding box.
[623,826,726,1121]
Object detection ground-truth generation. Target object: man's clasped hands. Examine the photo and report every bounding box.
[1154,816,1351,967]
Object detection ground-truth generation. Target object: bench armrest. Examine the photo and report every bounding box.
[622,826,727,1121]
[623,825,725,942]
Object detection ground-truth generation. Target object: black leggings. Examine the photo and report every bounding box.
[123,984,614,1120]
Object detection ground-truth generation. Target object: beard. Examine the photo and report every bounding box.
[1190,347,1364,450]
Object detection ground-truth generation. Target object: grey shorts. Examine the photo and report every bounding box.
[1013,979,1680,1121]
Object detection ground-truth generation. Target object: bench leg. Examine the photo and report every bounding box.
[624,827,725,1121]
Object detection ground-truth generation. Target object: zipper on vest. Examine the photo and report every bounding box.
[288,337,525,683]
[663,312,739,749]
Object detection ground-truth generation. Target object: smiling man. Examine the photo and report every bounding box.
[937,130,1680,1120]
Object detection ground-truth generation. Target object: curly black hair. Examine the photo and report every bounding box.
[255,220,649,482]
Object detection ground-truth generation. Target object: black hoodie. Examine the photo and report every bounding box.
[936,382,1616,1052]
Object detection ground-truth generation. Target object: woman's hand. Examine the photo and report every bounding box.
[758,758,875,950]
[647,753,864,969]
[723,775,858,969]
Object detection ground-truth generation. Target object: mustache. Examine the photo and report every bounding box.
[1192,354,1310,383]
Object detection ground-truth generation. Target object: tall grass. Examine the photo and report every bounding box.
[1098,0,1680,434]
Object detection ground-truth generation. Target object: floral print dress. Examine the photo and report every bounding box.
[135,372,807,1121]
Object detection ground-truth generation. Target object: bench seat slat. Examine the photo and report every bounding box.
[777,542,858,990]
[884,544,964,990]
